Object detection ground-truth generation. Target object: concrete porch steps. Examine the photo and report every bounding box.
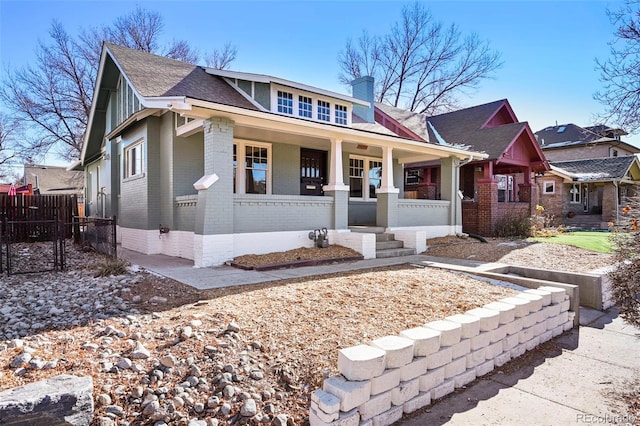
[563,214,604,230]
[349,226,416,258]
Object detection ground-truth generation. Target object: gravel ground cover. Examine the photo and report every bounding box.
[0,238,618,425]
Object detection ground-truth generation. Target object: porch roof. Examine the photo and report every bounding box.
[549,156,640,183]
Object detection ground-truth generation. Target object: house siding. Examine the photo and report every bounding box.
[272,143,301,195]
[119,122,150,230]
[254,82,270,109]
[543,144,636,161]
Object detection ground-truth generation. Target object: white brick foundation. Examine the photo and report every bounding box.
[312,286,575,425]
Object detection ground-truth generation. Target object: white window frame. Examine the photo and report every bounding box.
[277,90,293,115]
[569,183,581,204]
[233,140,272,195]
[124,139,145,179]
[270,83,352,126]
[335,104,348,125]
[543,181,555,194]
[317,100,331,122]
[298,95,313,118]
[349,155,383,201]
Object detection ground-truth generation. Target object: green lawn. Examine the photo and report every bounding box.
[528,231,614,254]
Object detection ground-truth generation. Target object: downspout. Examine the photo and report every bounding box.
[614,180,619,225]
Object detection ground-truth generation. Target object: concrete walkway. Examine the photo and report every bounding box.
[399,307,639,425]
[118,248,639,425]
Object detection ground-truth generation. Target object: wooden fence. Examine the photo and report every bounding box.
[0,194,79,242]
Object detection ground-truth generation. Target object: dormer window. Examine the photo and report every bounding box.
[299,96,312,118]
[277,91,293,114]
[318,100,330,122]
[335,104,348,125]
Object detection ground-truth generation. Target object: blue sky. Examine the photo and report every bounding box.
[0,0,636,165]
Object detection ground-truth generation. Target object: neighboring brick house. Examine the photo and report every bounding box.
[377,100,549,236]
[76,43,486,266]
[534,124,640,228]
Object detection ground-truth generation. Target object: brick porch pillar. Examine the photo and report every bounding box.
[477,178,498,236]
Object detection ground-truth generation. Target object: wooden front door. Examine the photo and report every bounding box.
[300,148,327,196]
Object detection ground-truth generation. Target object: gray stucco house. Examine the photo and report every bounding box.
[77,43,485,267]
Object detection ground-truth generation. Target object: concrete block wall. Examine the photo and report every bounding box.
[310,286,575,426]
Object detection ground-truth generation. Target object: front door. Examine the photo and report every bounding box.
[300,148,327,196]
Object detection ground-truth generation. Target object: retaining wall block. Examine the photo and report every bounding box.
[485,341,503,360]
[551,325,564,337]
[534,309,547,324]
[505,318,523,335]
[309,407,359,426]
[426,346,452,369]
[524,288,552,306]
[557,311,569,325]
[476,359,495,376]
[530,322,546,337]
[470,331,491,350]
[391,378,420,406]
[498,297,531,318]
[444,314,480,338]
[372,405,403,426]
[370,368,400,396]
[370,336,415,369]
[494,351,511,367]
[310,403,339,423]
[514,292,544,313]
[510,343,526,358]
[451,338,471,359]
[419,366,444,392]
[323,375,371,412]
[545,303,562,318]
[560,299,571,312]
[519,326,536,344]
[423,320,462,346]
[483,301,516,324]
[444,356,466,379]
[338,345,386,381]
[525,336,541,351]
[453,368,477,388]
[563,319,573,332]
[465,307,500,331]
[489,324,507,343]
[431,379,455,400]
[502,333,520,352]
[466,348,486,369]
[311,389,341,415]
[522,313,537,328]
[403,391,431,414]
[538,286,567,304]
[399,357,427,382]
[399,327,441,356]
[539,329,553,343]
[358,390,392,421]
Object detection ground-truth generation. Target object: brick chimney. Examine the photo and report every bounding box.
[351,76,374,123]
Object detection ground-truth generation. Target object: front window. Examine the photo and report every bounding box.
[318,100,330,122]
[349,156,382,200]
[335,104,348,125]
[233,141,271,194]
[277,91,293,114]
[125,139,144,178]
[299,96,313,118]
[543,181,555,194]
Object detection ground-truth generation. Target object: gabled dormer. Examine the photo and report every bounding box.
[206,69,370,127]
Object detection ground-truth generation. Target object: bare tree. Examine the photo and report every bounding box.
[205,42,238,69]
[595,1,640,132]
[338,3,502,115]
[0,6,227,163]
[0,113,22,181]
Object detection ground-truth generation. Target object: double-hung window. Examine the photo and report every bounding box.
[570,183,581,203]
[233,141,271,194]
[349,156,382,199]
[318,100,330,122]
[277,91,293,114]
[335,104,348,125]
[125,139,144,178]
[299,96,313,118]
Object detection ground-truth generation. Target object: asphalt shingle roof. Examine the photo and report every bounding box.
[550,156,636,181]
[106,43,257,110]
[534,123,600,146]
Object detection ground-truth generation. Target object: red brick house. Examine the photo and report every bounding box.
[377,99,548,236]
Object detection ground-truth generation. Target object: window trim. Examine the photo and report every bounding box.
[276,90,293,115]
[124,138,145,180]
[270,83,351,126]
[542,181,555,195]
[349,155,383,201]
[569,183,581,204]
[233,139,272,195]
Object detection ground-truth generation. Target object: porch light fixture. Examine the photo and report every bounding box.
[356,144,368,150]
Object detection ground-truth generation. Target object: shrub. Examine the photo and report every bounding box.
[95,256,129,277]
[494,212,532,238]
[608,196,640,328]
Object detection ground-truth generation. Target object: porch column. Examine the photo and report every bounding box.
[193,117,235,267]
[440,156,462,230]
[376,146,400,228]
[323,138,349,229]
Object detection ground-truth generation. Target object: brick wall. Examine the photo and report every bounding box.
[461,201,478,235]
[477,179,498,236]
[311,286,575,425]
[536,176,565,220]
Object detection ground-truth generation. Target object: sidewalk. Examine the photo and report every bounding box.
[399,307,639,425]
[118,248,639,425]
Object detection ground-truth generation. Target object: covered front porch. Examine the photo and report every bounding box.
[167,107,485,266]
